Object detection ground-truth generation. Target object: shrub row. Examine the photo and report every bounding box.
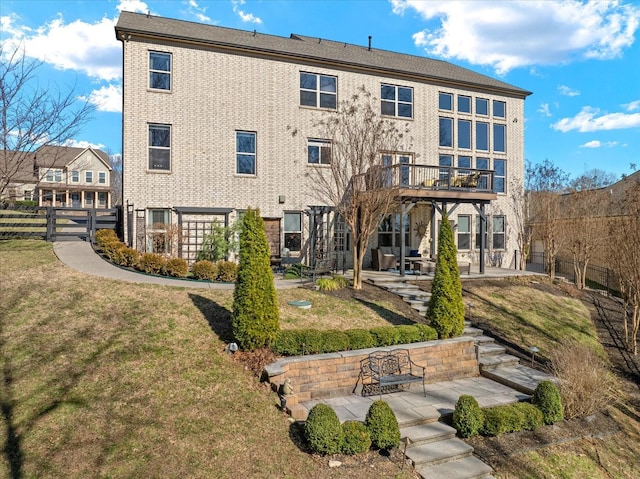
[273,324,437,356]
[453,381,564,438]
[191,260,239,282]
[304,400,399,456]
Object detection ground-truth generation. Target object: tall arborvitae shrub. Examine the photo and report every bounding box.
[427,212,465,338]
[232,208,280,350]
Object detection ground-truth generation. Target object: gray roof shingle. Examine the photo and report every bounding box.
[115,11,531,98]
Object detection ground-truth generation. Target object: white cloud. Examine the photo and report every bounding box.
[184,0,211,23]
[622,100,640,111]
[558,85,580,96]
[80,84,122,113]
[538,103,552,117]
[552,106,640,132]
[392,0,640,74]
[580,140,618,148]
[232,0,262,24]
[116,0,150,14]
[63,139,106,150]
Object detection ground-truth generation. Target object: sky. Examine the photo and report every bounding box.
[1,0,639,180]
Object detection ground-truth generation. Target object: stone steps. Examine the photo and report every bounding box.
[481,364,556,395]
[405,438,474,468]
[416,455,494,479]
[401,421,456,447]
[479,353,521,371]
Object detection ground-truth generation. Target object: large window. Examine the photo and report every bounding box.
[381,84,413,118]
[458,95,471,113]
[439,154,452,182]
[45,169,62,182]
[439,117,453,147]
[439,92,453,111]
[476,157,489,189]
[493,100,506,118]
[476,97,489,116]
[458,156,471,175]
[458,119,471,149]
[149,124,171,171]
[457,215,471,250]
[300,72,337,109]
[493,216,505,249]
[149,52,171,90]
[284,212,301,252]
[494,159,506,193]
[307,138,331,165]
[476,121,489,151]
[148,208,170,253]
[378,213,410,248]
[236,131,256,175]
[493,124,506,153]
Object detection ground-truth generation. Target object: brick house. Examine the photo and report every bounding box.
[115,11,531,269]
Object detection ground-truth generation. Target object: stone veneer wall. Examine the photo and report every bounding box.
[263,338,479,407]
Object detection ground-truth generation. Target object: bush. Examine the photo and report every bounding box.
[300,329,324,354]
[217,260,238,282]
[321,330,350,353]
[112,246,139,267]
[370,326,400,347]
[332,275,349,288]
[415,324,438,341]
[315,277,340,291]
[136,253,167,275]
[532,380,564,425]
[396,325,422,344]
[345,329,376,350]
[191,260,218,281]
[482,402,543,436]
[305,404,344,455]
[341,421,371,455]
[95,229,118,247]
[273,330,305,356]
[163,258,188,278]
[283,263,303,279]
[549,340,617,419]
[365,400,400,450]
[453,395,484,438]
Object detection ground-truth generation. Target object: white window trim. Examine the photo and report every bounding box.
[307,138,332,166]
[236,130,257,176]
[149,51,172,91]
[381,83,413,119]
[299,72,337,110]
[148,123,172,172]
[98,172,106,184]
[85,171,93,183]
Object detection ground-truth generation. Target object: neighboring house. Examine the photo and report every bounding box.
[0,146,113,208]
[115,11,531,267]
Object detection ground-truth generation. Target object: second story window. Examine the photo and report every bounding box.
[493,100,506,118]
[71,171,79,182]
[476,121,489,151]
[307,139,331,165]
[381,84,413,118]
[476,97,489,116]
[149,51,171,90]
[300,72,336,109]
[493,124,506,152]
[458,95,471,113]
[149,124,171,171]
[458,119,471,149]
[85,171,93,183]
[439,92,453,111]
[236,131,256,175]
[98,172,106,184]
[494,159,506,193]
[439,117,453,147]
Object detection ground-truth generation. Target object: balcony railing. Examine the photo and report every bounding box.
[356,164,495,193]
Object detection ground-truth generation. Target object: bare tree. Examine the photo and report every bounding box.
[0,43,94,197]
[568,168,618,192]
[108,153,123,206]
[510,177,531,270]
[526,159,569,279]
[292,87,411,289]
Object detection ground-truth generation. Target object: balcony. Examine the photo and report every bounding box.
[357,164,497,202]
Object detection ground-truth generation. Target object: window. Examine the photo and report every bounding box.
[334,214,351,252]
[148,208,170,253]
[399,155,411,186]
[378,213,410,248]
[55,170,62,182]
[381,84,413,118]
[493,216,505,249]
[458,119,471,149]
[149,52,171,90]
[493,124,506,153]
[439,154,452,182]
[98,172,106,184]
[85,171,93,183]
[457,215,471,250]
[458,156,472,175]
[24,190,32,201]
[307,138,331,165]
[236,131,256,175]
[475,215,488,249]
[493,100,506,118]
[476,121,489,151]
[45,169,62,182]
[300,72,337,109]
[439,117,453,147]
[98,192,106,207]
[494,159,506,193]
[284,212,301,252]
[458,95,471,113]
[149,124,171,171]
[71,170,79,182]
[439,92,453,111]
[476,157,489,189]
[476,97,489,115]
[85,192,94,206]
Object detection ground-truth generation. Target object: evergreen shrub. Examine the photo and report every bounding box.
[163,258,189,277]
[332,275,349,288]
[136,253,167,275]
[396,325,422,344]
[305,404,344,455]
[321,330,350,353]
[370,326,400,347]
[273,330,305,356]
[216,260,238,282]
[345,329,376,350]
[365,400,400,450]
[453,395,484,438]
[532,380,564,425]
[482,402,543,436]
[415,324,438,341]
[191,260,218,280]
[341,421,371,455]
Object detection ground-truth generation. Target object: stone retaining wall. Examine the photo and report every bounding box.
[263,338,479,407]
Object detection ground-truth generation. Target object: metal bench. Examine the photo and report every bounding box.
[358,348,426,398]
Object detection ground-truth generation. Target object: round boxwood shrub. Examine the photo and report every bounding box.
[453,395,484,438]
[370,326,400,347]
[305,403,344,455]
[217,260,238,282]
[341,420,371,455]
[481,402,544,436]
[191,260,218,280]
[345,329,376,350]
[321,330,350,353]
[532,380,564,425]
[365,400,400,450]
[396,325,422,344]
[136,253,167,275]
[163,257,189,278]
[514,402,544,431]
[273,330,305,356]
[300,329,324,354]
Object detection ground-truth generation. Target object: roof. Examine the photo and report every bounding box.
[115,11,532,98]
[34,145,111,169]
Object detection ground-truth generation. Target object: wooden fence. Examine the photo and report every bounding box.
[0,206,122,242]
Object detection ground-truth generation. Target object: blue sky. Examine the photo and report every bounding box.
[2,0,639,179]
